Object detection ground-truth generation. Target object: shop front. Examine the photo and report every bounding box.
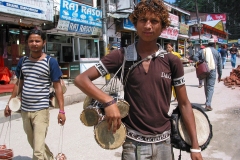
[0,0,54,84]
[178,23,190,57]
[158,26,179,51]
[50,0,102,79]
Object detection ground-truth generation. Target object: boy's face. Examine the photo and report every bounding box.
[135,12,162,42]
[27,34,45,53]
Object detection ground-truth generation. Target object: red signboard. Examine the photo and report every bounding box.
[206,14,226,23]
[169,13,179,27]
[160,26,179,40]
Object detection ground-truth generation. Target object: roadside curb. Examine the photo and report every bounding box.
[0,66,196,123]
[0,92,87,123]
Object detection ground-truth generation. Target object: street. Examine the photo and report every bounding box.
[1,60,240,160]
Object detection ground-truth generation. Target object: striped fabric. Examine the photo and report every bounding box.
[20,57,51,111]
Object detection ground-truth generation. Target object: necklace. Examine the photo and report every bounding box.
[31,53,43,59]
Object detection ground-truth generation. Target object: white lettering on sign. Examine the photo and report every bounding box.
[6,3,19,9]
[62,0,78,12]
[79,25,93,33]
[62,0,101,17]
[81,6,101,17]
[69,23,79,31]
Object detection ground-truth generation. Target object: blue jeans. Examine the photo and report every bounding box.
[122,138,174,160]
[231,54,236,68]
[222,57,226,67]
[204,69,216,107]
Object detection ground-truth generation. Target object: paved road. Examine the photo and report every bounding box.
[1,60,240,160]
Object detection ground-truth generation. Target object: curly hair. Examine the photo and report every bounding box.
[129,0,170,30]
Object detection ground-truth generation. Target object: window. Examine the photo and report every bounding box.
[79,39,99,58]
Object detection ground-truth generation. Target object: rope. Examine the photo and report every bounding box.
[0,116,11,148]
[58,125,64,154]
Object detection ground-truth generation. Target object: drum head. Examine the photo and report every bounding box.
[117,100,129,118]
[9,97,21,111]
[178,108,211,146]
[94,120,126,150]
[83,96,93,109]
[80,108,99,126]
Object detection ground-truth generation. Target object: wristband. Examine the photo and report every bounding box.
[59,110,65,114]
[190,148,201,153]
[102,99,116,108]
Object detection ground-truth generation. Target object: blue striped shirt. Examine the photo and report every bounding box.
[16,56,62,111]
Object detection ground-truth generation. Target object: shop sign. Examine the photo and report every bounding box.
[160,27,179,40]
[218,38,227,44]
[123,18,136,31]
[57,19,102,35]
[179,23,189,35]
[191,39,208,44]
[169,13,179,27]
[206,14,226,23]
[212,35,218,42]
[60,0,102,28]
[0,0,53,21]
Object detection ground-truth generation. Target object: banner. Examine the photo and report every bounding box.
[179,23,189,35]
[57,19,101,35]
[206,14,226,23]
[0,0,53,21]
[60,0,102,27]
[169,13,179,27]
[160,27,179,40]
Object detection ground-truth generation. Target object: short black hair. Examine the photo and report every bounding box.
[26,29,46,42]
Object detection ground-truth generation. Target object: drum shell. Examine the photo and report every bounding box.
[94,120,126,150]
[116,99,129,119]
[80,107,104,127]
[170,105,213,152]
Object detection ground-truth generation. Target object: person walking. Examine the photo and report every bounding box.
[193,39,222,111]
[219,44,228,69]
[229,43,238,68]
[74,1,202,159]
[197,45,206,88]
[4,29,66,160]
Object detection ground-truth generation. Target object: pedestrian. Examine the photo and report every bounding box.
[193,39,222,111]
[197,45,206,88]
[219,44,228,69]
[74,1,202,159]
[229,43,238,68]
[166,43,181,101]
[4,29,66,160]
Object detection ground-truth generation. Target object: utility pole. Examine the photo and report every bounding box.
[101,0,110,84]
[195,0,202,45]
[101,0,108,56]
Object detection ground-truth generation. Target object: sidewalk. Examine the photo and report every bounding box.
[0,65,196,123]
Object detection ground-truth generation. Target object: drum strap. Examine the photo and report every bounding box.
[126,127,170,143]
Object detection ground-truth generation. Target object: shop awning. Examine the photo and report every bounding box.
[190,35,210,40]
[178,34,189,39]
[107,13,129,19]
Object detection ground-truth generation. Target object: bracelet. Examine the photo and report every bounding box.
[102,99,116,108]
[190,148,201,153]
[59,110,65,114]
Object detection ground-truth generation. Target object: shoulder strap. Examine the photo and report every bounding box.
[123,44,168,86]
[46,55,51,76]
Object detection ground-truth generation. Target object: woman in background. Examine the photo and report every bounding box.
[166,43,181,101]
